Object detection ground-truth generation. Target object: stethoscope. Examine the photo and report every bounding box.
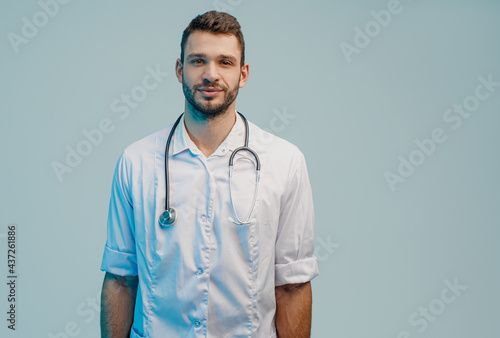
[158,111,261,227]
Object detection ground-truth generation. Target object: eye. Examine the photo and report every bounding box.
[221,60,232,66]
[191,59,204,64]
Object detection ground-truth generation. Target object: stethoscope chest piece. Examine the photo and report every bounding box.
[158,208,176,226]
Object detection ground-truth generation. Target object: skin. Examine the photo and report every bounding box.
[101,30,312,337]
[175,31,249,157]
[275,282,313,337]
[100,272,138,337]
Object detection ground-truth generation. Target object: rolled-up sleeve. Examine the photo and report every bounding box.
[100,152,138,276]
[275,150,319,286]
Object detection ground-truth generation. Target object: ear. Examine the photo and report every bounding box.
[175,58,183,83]
[239,62,249,88]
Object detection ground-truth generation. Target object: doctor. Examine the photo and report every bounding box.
[100,10,319,338]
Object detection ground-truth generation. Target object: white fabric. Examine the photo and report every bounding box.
[101,110,319,338]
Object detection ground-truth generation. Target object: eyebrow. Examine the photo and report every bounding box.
[187,53,237,62]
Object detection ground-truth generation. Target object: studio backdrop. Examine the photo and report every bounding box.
[1,0,499,337]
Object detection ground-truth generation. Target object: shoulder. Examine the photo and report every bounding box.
[120,125,172,163]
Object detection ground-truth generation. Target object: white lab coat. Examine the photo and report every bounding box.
[101,111,319,337]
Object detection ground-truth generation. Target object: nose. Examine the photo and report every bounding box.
[201,61,220,83]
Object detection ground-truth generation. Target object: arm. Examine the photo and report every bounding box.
[275,281,312,338]
[100,272,138,338]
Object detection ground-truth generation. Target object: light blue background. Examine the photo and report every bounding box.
[1,0,499,337]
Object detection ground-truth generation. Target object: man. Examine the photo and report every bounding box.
[100,10,319,338]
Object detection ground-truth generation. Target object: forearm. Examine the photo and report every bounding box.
[275,281,312,338]
[101,272,138,338]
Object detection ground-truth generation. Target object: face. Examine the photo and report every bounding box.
[176,31,248,120]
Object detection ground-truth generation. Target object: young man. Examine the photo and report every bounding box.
[100,11,319,337]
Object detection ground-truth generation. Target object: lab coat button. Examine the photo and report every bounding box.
[194,320,201,328]
[201,216,207,223]
[196,267,204,275]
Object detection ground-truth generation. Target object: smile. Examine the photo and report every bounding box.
[198,88,223,97]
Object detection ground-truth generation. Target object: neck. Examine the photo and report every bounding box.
[183,104,237,158]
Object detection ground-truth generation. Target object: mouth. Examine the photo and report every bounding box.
[198,87,223,97]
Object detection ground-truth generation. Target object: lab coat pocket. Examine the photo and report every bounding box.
[233,219,258,263]
[232,218,261,291]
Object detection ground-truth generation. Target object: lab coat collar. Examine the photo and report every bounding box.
[172,110,245,156]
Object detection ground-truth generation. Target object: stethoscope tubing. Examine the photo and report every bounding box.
[164,113,184,212]
[160,111,260,226]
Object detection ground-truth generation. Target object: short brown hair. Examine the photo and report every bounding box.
[180,11,245,67]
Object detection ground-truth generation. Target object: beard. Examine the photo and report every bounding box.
[182,76,240,121]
